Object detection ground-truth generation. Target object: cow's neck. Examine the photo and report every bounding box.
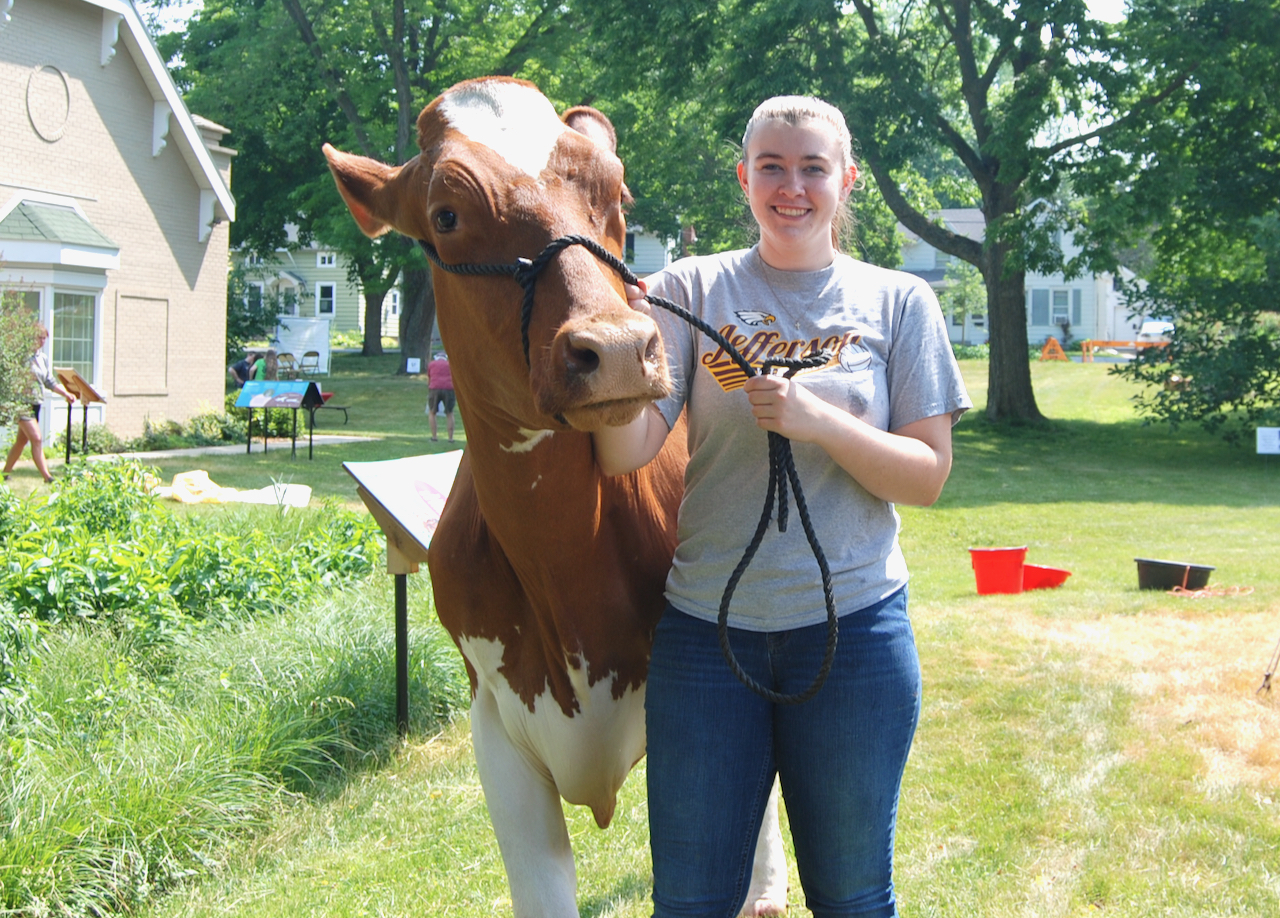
[462,409,611,537]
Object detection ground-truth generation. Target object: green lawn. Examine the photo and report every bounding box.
[99,356,1280,916]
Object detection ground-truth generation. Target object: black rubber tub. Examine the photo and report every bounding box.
[1135,558,1215,590]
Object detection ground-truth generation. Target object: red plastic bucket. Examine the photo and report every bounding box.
[1022,563,1071,590]
[969,547,1027,595]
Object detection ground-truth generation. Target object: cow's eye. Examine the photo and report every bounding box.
[434,209,458,232]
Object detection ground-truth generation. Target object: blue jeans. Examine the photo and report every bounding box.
[645,588,919,918]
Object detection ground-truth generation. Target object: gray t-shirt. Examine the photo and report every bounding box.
[649,246,971,632]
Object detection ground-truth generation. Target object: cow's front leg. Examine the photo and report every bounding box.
[471,685,577,918]
[741,781,788,916]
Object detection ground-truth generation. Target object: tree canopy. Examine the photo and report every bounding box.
[1105,0,1280,440]
[580,0,1274,421]
[164,0,1280,419]
[170,0,584,365]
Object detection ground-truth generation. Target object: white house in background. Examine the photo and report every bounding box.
[238,229,401,340]
[901,208,1146,345]
[0,0,234,440]
[625,226,670,277]
[236,225,668,347]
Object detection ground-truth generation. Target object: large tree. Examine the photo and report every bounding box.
[174,0,582,369]
[584,0,1235,421]
[1100,0,1280,439]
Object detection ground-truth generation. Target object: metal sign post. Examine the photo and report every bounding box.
[53,368,106,463]
[343,452,464,737]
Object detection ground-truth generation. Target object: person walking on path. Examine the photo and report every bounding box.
[593,96,970,917]
[426,351,455,441]
[4,323,75,484]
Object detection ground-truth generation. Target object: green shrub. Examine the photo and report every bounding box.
[49,422,128,456]
[53,407,248,457]
[0,292,40,426]
[1,460,380,632]
[43,461,162,533]
[0,597,37,691]
[953,343,990,360]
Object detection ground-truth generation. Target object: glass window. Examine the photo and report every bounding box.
[1072,288,1082,326]
[1,288,41,316]
[52,291,96,381]
[317,252,336,268]
[245,282,264,309]
[388,289,400,316]
[625,233,636,263]
[317,283,335,315]
[1051,289,1069,324]
[1030,288,1049,325]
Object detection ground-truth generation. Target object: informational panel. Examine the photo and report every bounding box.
[54,368,106,406]
[55,367,108,461]
[1258,427,1280,455]
[274,316,332,374]
[234,380,324,409]
[344,451,465,556]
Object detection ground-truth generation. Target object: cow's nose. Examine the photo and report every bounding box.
[566,318,659,370]
[564,336,603,377]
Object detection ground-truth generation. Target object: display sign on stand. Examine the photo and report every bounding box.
[54,368,106,463]
[344,451,465,736]
[234,380,326,459]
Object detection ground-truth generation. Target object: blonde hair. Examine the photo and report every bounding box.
[740,96,860,250]
[742,96,854,171]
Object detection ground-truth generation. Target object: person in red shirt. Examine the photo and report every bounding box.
[426,351,455,441]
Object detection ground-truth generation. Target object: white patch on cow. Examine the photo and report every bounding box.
[439,82,567,179]
[502,428,555,453]
[457,634,646,816]
[531,474,543,491]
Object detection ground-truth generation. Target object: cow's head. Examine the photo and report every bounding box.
[324,77,670,432]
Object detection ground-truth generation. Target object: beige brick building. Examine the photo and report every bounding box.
[0,0,234,439]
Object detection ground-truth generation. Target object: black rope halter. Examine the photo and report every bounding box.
[418,233,839,704]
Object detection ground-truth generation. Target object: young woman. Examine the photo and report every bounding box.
[3,324,75,484]
[593,97,971,917]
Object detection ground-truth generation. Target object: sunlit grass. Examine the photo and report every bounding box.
[122,358,1280,916]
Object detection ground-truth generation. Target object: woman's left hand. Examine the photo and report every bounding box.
[743,374,832,442]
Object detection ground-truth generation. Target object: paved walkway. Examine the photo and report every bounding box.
[87,434,379,461]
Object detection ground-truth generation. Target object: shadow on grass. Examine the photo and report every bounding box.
[945,413,1280,509]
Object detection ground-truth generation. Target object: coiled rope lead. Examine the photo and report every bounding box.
[419,233,839,704]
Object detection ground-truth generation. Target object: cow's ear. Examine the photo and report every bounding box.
[323,143,406,238]
[562,106,617,154]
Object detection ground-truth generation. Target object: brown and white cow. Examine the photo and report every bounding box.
[325,77,784,917]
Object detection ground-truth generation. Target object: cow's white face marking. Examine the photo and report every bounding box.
[502,428,555,453]
[439,82,566,179]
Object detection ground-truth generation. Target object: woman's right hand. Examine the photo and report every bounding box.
[625,279,649,313]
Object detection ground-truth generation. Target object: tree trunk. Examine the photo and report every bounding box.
[361,290,385,356]
[398,262,436,374]
[982,250,1044,422]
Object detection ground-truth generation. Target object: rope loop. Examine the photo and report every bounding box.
[415,232,843,703]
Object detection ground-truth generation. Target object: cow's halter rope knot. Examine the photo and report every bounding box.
[418,233,838,705]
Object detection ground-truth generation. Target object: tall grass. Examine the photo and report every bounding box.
[1,569,467,916]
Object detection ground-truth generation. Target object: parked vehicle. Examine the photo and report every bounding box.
[1137,320,1175,343]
